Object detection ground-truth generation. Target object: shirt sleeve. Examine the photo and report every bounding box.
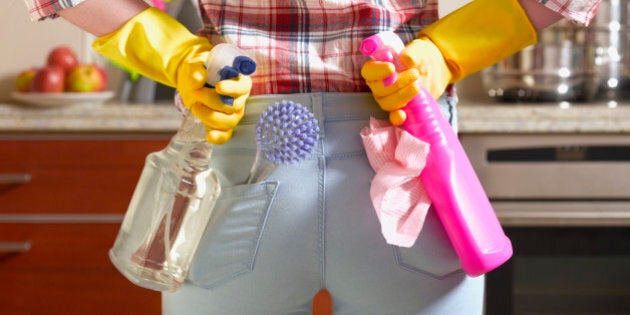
[538,0,602,25]
[23,0,87,21]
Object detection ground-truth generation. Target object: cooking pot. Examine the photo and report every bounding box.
[481,20,597,102]
[482,0,629,103]
[590,0,630,101]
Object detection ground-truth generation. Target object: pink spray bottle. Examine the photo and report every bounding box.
[361,32,511,276]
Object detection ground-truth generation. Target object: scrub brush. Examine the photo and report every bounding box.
[246,100,320,184]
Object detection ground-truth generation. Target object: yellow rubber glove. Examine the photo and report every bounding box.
[362,40,450,126]
[182,74,252,143]
[92,7,251,144]
[362,0,537,125]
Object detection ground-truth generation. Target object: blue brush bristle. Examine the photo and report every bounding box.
[256,100,320,164]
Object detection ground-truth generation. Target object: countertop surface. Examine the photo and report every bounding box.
[0,102,182,134]
[3,100,629,226]
[2,100,630,134]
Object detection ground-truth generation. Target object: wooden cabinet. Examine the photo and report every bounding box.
[0,135,170,315]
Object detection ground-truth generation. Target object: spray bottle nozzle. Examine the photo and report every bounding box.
[204,44,257,106]
[233,56,257,75]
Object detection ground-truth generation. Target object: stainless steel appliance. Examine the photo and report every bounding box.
[461,133,630,314]
[482,0,630,103]
[481,20,597,103]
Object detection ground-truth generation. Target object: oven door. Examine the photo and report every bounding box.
[461,134,630,314]
[461,133,630,226]
[486,227,630,314]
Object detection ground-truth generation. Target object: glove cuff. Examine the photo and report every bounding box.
[418,0,537,82]
[92,7,211,87]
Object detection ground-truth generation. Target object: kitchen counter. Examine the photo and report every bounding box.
[2,101,629,228]
[458,102,630,134]
[0,102,181,134]
[2,101,630,134]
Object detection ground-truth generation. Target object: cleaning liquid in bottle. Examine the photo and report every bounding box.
[361,32,512,277]
[109,44,256,292]
[109,112,219,292]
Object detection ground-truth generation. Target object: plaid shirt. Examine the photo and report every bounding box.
[25,0,601,94]
[540,0,601,25]
[24,0,83,21]
[198,0,436,94]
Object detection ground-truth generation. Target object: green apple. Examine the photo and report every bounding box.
[15,68,37,92]
[66,64,108,92]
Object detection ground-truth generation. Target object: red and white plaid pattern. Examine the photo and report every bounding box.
[198,0,437,94]
[25,0,602,94]
[23,0,83,21]
[540,0,601,25]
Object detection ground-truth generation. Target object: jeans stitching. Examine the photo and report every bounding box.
[393,247,464,280]
[248,182,279,275]
[189,181,278,289]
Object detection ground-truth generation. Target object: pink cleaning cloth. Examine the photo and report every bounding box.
[360,117,431,248]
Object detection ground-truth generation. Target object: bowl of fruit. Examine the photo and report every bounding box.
[12,46,113,107]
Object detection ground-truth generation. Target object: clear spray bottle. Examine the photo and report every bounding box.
[109,44,256,292]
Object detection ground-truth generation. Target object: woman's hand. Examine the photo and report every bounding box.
[361,38,451,126]
[178,66,253,144]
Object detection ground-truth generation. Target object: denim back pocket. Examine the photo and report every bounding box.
[394,207,464,279]
[188,181,278,289]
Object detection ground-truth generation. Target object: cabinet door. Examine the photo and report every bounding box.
[0,137,170,314]
[0,138,169,214]
[0,222,161,315]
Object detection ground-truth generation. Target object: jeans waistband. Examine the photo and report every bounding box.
[239,93,388,127]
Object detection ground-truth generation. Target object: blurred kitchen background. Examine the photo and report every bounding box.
[0,0,487,104]
[3,0,628,106]
[0,0,208,104]
[3,1,630,315]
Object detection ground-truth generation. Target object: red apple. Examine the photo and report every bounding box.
[66,64,108,92]
[15,68,37,92]
[47,46,79,74]
[30,65,65,93]
[93,65,109,91]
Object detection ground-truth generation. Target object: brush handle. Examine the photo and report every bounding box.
[361,32,511,277]
[245,148,277,184]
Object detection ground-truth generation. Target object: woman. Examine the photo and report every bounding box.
[24,0,600,313]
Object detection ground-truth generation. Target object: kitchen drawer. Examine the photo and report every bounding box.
[0,138,169,214]
[0,221,161,314]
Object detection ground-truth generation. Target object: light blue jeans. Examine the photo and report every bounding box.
[163,92,484,315]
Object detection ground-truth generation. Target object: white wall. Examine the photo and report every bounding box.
[0,1,90,101]
[439,0,470,16]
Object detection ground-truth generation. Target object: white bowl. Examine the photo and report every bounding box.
[11,91,115,107]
